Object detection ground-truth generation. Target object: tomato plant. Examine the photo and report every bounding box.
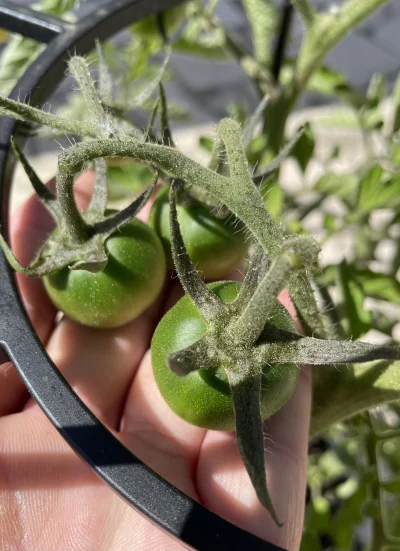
[44,217,166,328]
[152,280,298,430]
[149,188,248,279]
[2,2,400,533]
[132,5,186,39]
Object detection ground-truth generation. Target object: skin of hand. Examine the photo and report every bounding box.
[0,172,311,551]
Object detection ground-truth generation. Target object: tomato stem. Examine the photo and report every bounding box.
[169,181,224,319]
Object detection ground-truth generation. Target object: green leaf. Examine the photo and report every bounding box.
[242,0,278,66]
[358,165,400,212]
[360,106,384,130]
[380,480,400,495]
[259,177,283,219]
[336,260,371,339]
[173,16,227,59]
[308,66,364,108]
[354,268,400,304]
[315,172,358,201]
[291,123,315,173]
[199,136,214,153]
[300,532,322,551]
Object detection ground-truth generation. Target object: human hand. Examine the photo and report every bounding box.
[0,172,311,551]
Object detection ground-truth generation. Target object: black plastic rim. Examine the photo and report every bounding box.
[0,2,288,549]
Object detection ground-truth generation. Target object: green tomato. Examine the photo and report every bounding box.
[151,281,299,431]
[44,218,166,328]
[149,190,249,280]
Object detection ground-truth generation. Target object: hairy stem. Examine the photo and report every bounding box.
[169,183,224,319]
[0,95,99,137]
[295,0,391,89]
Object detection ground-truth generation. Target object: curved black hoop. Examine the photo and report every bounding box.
[0,2,287,549]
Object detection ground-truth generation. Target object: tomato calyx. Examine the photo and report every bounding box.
[0,57,161,278]
[166,181,400,525]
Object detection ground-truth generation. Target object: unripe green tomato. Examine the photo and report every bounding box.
[133,6,185,39]
[151,281,299,431]
[44,218,166,328]
[149,190,249,280]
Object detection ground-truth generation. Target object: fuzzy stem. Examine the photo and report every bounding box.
[158,82,174,147]
[233,251,295,346]
[88,159,108,215]
[295,0,391,89]
[68,56,110,133]
[199,5,273,95]
[168,336,220,376]
[95,40,112,103]
[57,129,327,336]
[234,236,319,346]
[56,171,89,242]
[234,244,269,311]
[257,335,400,365]
[289,276,330,339]
[57,133,280,256]
[0,95,99,137]
[145,99,159,142]
[169,182,224,319]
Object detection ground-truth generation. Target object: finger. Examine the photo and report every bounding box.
[196,291,310,550]
[0,411,185,551]
[0,172,95,416]
[24,299,165,428]
[120,281,206,499]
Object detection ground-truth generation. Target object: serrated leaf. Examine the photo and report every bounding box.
[291,123,315,173]
[358,166,400,212]
[242,0,278,66]
[336,260,371,339]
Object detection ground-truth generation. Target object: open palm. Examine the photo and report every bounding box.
[0,172,310,551]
